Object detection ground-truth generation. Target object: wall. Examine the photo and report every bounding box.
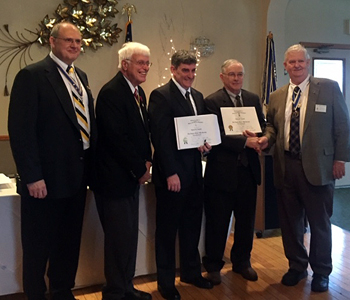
[268,0,350,90]
[0,0,270,135]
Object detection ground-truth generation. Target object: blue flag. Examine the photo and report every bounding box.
[125,20,132,42]
[261,33,277,105]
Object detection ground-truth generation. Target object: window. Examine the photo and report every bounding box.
[312,58,345,95]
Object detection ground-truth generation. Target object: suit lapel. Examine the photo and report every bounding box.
[241,90,255,107]
[170,80,194,115]
[277,85,289,140]
[45,57,80,133]
[304,77,319,134]
[218,88,234,107]
[119,72,150,134]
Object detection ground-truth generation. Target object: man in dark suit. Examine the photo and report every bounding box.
[148,50,212,300]
[94,42,152,300]
[259,44,350,292]
[202,59,265,285]
[8,22,97,300]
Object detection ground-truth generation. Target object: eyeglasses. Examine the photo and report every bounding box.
[222,72,244,78]
[55,37,83,45]
[126,59,152,67]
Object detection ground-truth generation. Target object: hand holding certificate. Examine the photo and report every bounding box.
[174,114,221,150]
[220,107,262,135]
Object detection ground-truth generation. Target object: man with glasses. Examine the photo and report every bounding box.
[202,59,265,285]
[8,22,97,300]
[94,42,152,300]
[149,50,212,300]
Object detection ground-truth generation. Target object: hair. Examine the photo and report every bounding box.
[221,59,245,74]
[118,42,150,68]
[50,21,80,38]
[171,50,197,68]
[284,44,310,62]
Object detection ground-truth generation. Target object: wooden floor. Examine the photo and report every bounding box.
[2,225,350,300]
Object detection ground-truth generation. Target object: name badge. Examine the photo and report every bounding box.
[315,104,327,113]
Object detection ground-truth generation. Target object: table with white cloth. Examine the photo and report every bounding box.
[0,180,206,296]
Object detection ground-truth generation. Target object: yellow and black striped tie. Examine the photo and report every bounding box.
[67,66,90,145]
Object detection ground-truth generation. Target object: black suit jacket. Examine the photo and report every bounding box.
[94,71,152,198]
[149,79,205,189]
[204,88,266,193]
[8,55,97,198]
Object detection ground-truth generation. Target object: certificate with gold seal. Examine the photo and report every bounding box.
[174,114,221,150]
[220,107,262,135]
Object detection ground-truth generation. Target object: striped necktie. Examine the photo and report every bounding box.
[134,88,149,131]
[67,65,90,146]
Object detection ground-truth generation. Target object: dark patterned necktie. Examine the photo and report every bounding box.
[235,95,242,107]
[134,89,148,130]
[289,86,301,157]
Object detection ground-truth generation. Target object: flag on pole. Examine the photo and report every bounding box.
[122,4,136,42]
[125,19,132,42]
[261,32,277,107]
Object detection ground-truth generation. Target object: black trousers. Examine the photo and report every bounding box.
[155,182,203,288]
[277,154,334,276]
[21,183,87,300]
[203,166,257,272]
[95,188,139,300]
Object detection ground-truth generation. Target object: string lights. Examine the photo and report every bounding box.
[157,38,202,87]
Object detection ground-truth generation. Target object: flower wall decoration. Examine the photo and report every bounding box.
[0,0,122,95]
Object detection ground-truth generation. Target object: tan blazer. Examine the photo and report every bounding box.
[265,76,350,188]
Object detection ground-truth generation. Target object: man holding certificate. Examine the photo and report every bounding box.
[202,59,266,285]
[149,50,212,300]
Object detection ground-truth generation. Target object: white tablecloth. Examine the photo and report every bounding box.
[0,181,205,296]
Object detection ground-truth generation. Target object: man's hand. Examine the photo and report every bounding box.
[198,142,212,155]
[138,161,152,184]
[243,130,263,153]
[27,179,47,199]
[243,130,256,138]
[167,174,181,192]
[245,137,260,149]
[333,160,346,180]
[257,136,269,153]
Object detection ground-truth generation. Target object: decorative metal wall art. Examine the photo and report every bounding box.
[0,0,122,95]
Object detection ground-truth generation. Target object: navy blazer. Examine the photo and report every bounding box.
[8,55,97,198]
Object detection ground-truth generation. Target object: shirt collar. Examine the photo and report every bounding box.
[226,88,241,99]
[50,51,74,72]
[123,74,138,94]
[172,77,191,96]
[289,74,310,93]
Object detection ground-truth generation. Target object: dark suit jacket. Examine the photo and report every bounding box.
[94,71,152,198]
[265,76,350,188]
[204,88,266,193]
[8,55,97,198]
[149,79,205,189]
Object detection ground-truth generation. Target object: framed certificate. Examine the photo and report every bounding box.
[174,114,221,150]
[220,107,262,135]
